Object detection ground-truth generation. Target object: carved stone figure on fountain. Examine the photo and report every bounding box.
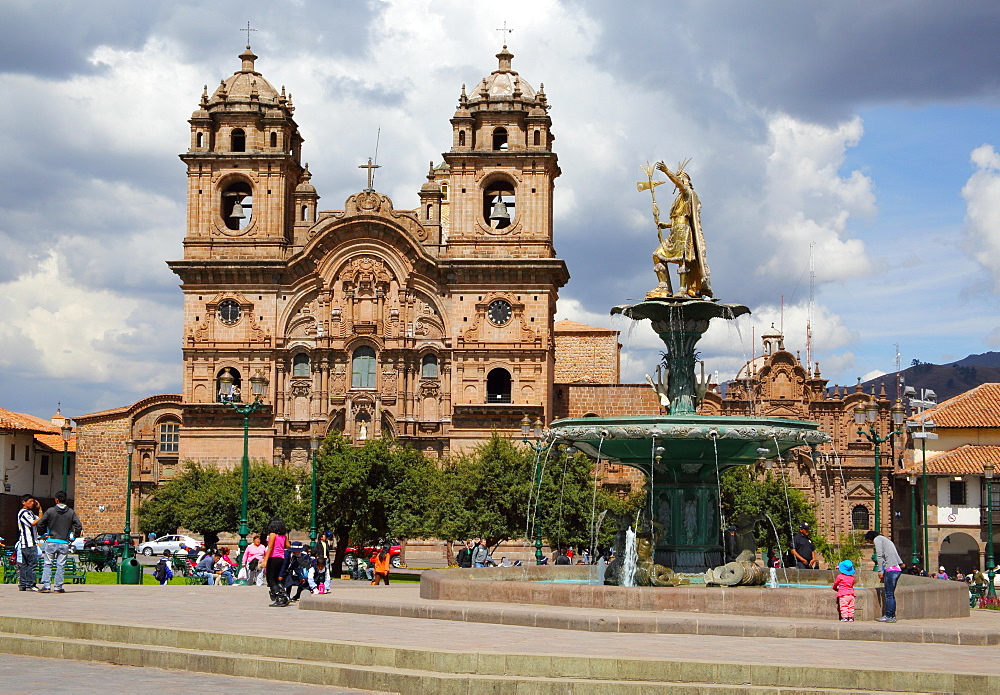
[638,160,712,300]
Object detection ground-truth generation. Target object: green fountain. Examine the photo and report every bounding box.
[547,160,829,575]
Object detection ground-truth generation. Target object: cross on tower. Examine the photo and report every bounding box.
[496,20,512,45]
[359,157,381,191]
[240,21,257,46]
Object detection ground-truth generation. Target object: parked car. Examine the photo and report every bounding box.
[83,533,137,551]
[136,534,201,556]
[343,540,402,569]
[70,537,90,553]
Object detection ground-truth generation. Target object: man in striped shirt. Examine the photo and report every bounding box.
[17,494,40,591]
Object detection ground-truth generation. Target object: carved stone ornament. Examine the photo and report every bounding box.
[339,256,393,296]
[381,371,397,396]
[420,380,441,399]
[289,380,311,398]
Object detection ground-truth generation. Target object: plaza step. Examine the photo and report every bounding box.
[0,615,990,694]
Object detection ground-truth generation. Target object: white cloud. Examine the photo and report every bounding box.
[758,114,876,282]
[0,253,179,391]
[963,144,1000,291]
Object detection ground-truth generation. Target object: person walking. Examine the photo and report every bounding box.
[866,530,904,622]
[262,517,289,607]
[832,560,856,622]
[16,495,40,592]
[456,540,473,568]
[371,545,391,585]
[791,523,819,569]
[35,491,82,594]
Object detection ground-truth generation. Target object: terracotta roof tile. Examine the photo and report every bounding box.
[35,433,76,453]
[909,383,1000,428]
[898,444,1000,476]
[0,407,58,434]
[554,319,618,334]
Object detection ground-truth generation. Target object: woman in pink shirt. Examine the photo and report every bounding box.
[243,534,267,585]
[262,518,289,607]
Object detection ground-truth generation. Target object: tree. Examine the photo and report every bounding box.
[719,465,816,557]
[138,460,305,547]
[426,433,642,558]
[312,433,437,573]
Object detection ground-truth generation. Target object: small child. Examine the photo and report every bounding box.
[309,558,329,595]
[833,559,856,621]
[153,550,174,586]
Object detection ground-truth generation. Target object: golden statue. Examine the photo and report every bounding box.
[637,160,712,299]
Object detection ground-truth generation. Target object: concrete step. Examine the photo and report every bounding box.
[0,616,989,694]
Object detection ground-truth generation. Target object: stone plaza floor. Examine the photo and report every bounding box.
[1,580,998,692]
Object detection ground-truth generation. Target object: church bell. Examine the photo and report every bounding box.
[230,199,247,219]
[489,197,510,221]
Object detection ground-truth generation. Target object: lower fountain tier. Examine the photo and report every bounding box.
[548,415,829,571]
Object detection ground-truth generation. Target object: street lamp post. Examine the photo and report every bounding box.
[908,474,919,567]
[986,462,996,599]
[907,387,938,574]
[521,415,547,565]
[60,422,73,495]
[855,398,905,570]
[116,440,143,584]
[225,370,269,563]
[310,435,321,550]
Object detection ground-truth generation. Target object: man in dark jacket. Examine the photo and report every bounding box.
[456,540,473,568]
[35,491,83,593]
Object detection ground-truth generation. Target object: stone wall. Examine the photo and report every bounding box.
[552,327,620,384]
[75,414,130,535]
[553,383,660,419]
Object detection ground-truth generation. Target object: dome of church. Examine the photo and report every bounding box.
[468,45,537,104]
[210,46,282,105]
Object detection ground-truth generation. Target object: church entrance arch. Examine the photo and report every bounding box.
[938,531,980,575]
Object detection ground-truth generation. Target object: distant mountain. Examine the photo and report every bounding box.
[950,352,1000,369]
[848,354,1000,404]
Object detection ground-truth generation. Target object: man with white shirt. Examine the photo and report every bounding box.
[16,495,40,592]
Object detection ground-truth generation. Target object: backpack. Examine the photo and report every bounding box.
[154,559,173,582]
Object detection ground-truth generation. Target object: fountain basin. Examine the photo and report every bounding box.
[419,567,969,621]
[548,414,829,571]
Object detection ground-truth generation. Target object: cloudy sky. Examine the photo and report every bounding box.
[3,0,1000,419]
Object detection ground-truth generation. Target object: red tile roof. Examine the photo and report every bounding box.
[898,444,1000,476]
[0,407,58,434]
[35,433,76,453]
[909,383,1000,429]
[554,319,618,334]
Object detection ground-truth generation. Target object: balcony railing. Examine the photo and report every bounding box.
[980,507,1000,525]
[485,393,512,404]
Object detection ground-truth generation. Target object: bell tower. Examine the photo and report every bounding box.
[443,45,560,258]
[180,45,305,260]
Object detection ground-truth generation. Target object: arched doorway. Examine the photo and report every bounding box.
[486,368,512,403]
[938,531,980,575]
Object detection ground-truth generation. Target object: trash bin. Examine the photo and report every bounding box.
[118,557,143,585]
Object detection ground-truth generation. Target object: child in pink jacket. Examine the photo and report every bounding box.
[833,560,856,621]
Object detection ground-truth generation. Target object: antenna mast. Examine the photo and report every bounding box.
[806,242,815,373]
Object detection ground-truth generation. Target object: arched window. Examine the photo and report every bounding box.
[440,182,448,201]
[492,127,508,151]
[293,353,310,378]
[351,346,376,388]
[426,203,433,219]
[458,130,466,147]
[301,205,308,221]
[221,181,252,231]
[216,367,242,403]
[421,354,438,378]
[158,419,180,454]
[483,180,515,230]
[851,505,870,531]
[270,131,278,148]
[533,130,541,146]
[231,128,246,152]
[196,132,203,148]
[486,367,512,403]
